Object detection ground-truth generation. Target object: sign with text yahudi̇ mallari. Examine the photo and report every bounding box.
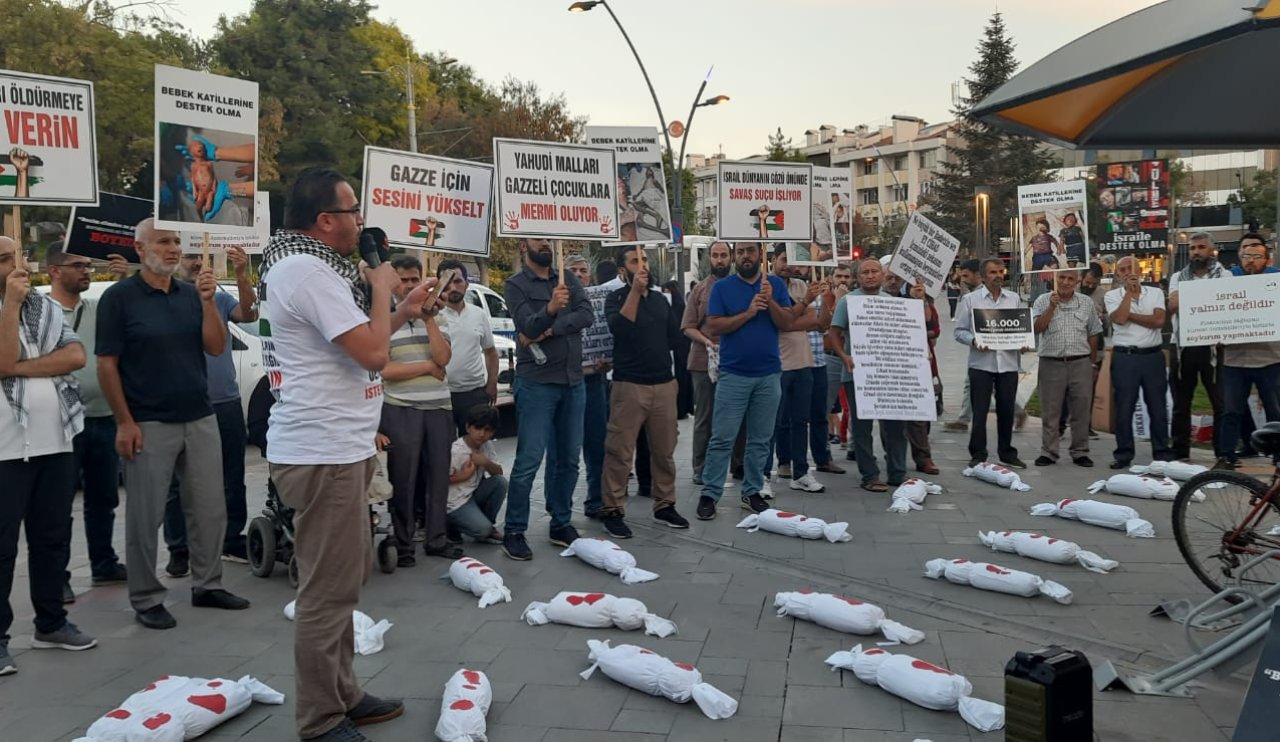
[0,69,99,206]
[493,138,619,240]
[716,160,813,242]
[361,147,493,257]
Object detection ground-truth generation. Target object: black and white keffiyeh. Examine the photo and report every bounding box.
[259,231,370,313]
[1,292,85,449]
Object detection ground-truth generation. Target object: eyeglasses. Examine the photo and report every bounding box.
[1241,252,1268,260]
[320,207,361,217]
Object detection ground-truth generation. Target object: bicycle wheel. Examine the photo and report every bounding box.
[1173,469,1280,594]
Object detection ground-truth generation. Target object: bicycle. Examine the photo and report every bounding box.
[1173,421,1280,594]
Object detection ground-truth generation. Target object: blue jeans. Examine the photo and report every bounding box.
[809,365,831,467]
[702,372,781,501]
[580,374,608,516]
[163,399,248,557]
[448,475,508,540]
[67,415,123,578]
[844,381,908,485]
[775,369,814,477]
[507,378,585,535]
[1221,363,1280,463]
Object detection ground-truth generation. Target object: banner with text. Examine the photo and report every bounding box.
[581,284,615,367]
[1178,273,1280,347]
[1,69,98,206]
[585,126,671,245]
[154,64,259,236]
[493,138,619,240]
[829,168,853,261]
[972,308,1035,351]
[1095,158,1168,256]
[791,166,837,266]
[361,147,493,256]
[716,161,813,242]
[887,211,960,298]
[65,192,151,262]
[1017,180,1089,272]
[181,192,270,254]
[847,294,935,421]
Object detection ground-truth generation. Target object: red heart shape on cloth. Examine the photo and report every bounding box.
[478,568,493,575]
[466,562,484,570]
[143,713,172,730]
[187,693,228,714]
[207,681,223,688]
[674,662,695,671]
[566,593,606,606]
[450,699,475,711]
[954,559,969,564]
[837,596,863,606]
[105,709,130,720]
[911,659,954,676]
[797,589,814,594]
[866,649,886,656]
[984,565,1010,575]
[463,670,482,684]
[1059,498,1075,507]
[776,511,798,518]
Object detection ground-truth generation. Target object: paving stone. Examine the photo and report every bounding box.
[497,682,626,730]
[782,684,903,731]
[611,708,678,734]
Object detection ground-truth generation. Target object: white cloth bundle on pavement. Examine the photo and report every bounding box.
[1087,474,1194,501]
[1128,461,1208,481]
[560,537,659,584]
[888,479,944,513]
[773,590,924,644]
[444,557,513,607]
[523,591,677,638]
[923,558,1073,604]
[77,675,284,742]
[961,463,1032,491]
[434,669,491,742]
[283,600,393,655]
[736,509,851,543]
[1029,498,1155,538]
[580,640,738,719]
[825,644,1005,732]
[978,530,1118,574]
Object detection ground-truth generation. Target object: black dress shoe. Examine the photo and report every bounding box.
[1034,456,1055,466]
[347,693,404,726]
[191,588,250,610]
[968,457,985,467]
[1073,456,1095,467]
[136,604,177,630]
[1109,460,1130,470]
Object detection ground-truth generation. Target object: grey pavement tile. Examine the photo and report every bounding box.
[779,725,845,742]
[484,722,552,741]
[783,684,904,731]
[1094,698,1229,741]
[551,730,667,742]
[486,646,596,687]
[901,702,972,737]
[666,711,782,742]
[743,658,788,697]
[611,708,678,734]
[843,733,970,742]
[498,682,626,730]
[695,656,749,676]
[701,625,794,661]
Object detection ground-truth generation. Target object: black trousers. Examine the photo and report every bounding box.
[1,452,76,641]
[968,368,1018,462]
[1111,350,1172,464]
[1171,346,1223,457]
[450,387,492,437]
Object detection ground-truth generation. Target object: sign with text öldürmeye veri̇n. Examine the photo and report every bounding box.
[0,69,99,206]
[493,138,619,241]
[361,147,494,257]
[716,160,813,242]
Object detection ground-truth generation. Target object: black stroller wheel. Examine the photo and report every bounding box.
[248,517,276,578]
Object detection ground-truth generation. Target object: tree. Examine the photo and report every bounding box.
[1227,168,1276,233]
[765,127,805,162]
[922,12,1058,257]
[662,151,696,235]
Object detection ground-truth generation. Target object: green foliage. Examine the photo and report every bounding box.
[1229,168,1276,231]
[662,150,696,234]
[765,127,805,162]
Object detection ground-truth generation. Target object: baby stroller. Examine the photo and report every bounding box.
[244,379,398,586]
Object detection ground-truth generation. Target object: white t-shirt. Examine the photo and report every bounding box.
[447,435,497,513]
[1104,285,1165,349]
[442,303,495,393]
[262,254,381,465]
[0,377,71,461]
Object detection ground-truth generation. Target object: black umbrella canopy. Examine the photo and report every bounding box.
[971,0,1280,149]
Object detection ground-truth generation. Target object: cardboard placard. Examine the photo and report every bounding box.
[1232,606,1280,742]
[1017,181,1090,272]
[828,168,853,261]
[585,126,672,245]
[493,138,619,240]
[0,69,99,206]
[1096,159,1169,256]
[65,192,151,262]
[846,293,936,421]
[360,146,493,256]
[716,161,813,242]
[887,211,960,298]
[580,284,615,367]
[972,308,1035,351]
[1177,273,1280,347]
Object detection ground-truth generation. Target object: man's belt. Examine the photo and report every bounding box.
[1112,345,1162,355]
[1042,354,1091,362]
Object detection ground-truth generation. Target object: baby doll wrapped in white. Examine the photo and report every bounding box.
[77,675,284,742]
[978,530,1118,574]
[1088,474,1196,501]
[561,537,658,584]
[825,644,1005,732]
[444,557,512,608]
[923,557,1073,604]
[1029,498,1155,538]
[580,640,737,719]
[888,479,943,513]
[434,669,491,742]
[284,600,393,655]
[962,463,1032,491]
[523,591,677,638]
[736,509,851,543]
[1129,461,1209,481]
[773,590,924,644]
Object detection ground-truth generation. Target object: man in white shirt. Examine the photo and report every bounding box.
[1105,255,1172,468]
[438,259,498,434]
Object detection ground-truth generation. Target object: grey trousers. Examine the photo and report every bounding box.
[690,371,715,477]
[380,404,455,553]
[125,416,225,611]
[1039,356,1093,461]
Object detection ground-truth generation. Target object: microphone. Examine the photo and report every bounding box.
[358,227,390,268]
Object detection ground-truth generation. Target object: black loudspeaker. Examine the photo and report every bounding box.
[1005,646,1093,742]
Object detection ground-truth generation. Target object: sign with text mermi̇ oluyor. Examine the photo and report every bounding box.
[361,146,493,257]
[493,138,619,240]
[1178,273,1280,347]
[0,69,99,206]
[716,160,813,242]
[887,211,960,299]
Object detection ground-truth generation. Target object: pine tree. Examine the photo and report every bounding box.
[925,12,1059,257]
[765,127,805,162]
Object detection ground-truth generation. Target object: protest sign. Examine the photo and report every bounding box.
[972,308,1035,351]
[716,161,812,242]
[581,284,615,367]
[493,138,619,240]
[1095,159,1168,256]
[65,192,151,263]
[585,126,672,245]
[789,166,836,266]
[1177,273,1280,347]
[154,64,259,236]
[886,211,960,298]
[0,70,98,206]
[846,294,935,421]
[828,168,853,261]
[181,192,270,255]
[361,146,493,256]
[1017,181,1089,272]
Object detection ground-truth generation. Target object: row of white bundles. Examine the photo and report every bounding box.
[581,640,738,719]
[435,669,492,742]
[562,537,659,584]
[445,557,512,608]
[736,509,851,543]
[774,591,924,644]
[283,600,393,655]
[523,592,677,638]
[77,675,284,742]
[889,479,943,513]
[825,645,1005,732]
[978,530,1118,574]
[1029,498,1155,538]
[924,558,1073,604]
[962,463,1032,491]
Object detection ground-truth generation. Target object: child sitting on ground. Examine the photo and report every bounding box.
[447,405,507,544]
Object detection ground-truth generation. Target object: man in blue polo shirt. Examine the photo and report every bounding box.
[697,242,798,520]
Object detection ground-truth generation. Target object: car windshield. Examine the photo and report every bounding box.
[484,293,509,319]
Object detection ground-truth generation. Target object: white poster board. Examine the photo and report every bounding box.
[972,307,1035,351]
[1016,181,1089,273]
[585,126,671,245]
[493,138,619,240]
[829,167,853,261]
[846,294,936,421]
[1178,273,1280,347]
[790,166,836,266]
[581,284,615,367]
[887,211,960,298]
[181,192,270,255]
[361,146,493,256]
[716,161,812,242]
[154,65,259,236]
[0,70,98,206]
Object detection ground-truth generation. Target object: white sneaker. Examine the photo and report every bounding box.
[789,473,825,493]
[758,481,774,500]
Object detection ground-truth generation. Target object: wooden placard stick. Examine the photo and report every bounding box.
[557,240,565,286]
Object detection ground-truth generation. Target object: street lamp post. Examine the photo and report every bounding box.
[973,185,992,257]
[362,53,456,154]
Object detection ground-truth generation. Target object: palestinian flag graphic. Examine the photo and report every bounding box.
[747,208,785,232]
[409,218,446,239]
